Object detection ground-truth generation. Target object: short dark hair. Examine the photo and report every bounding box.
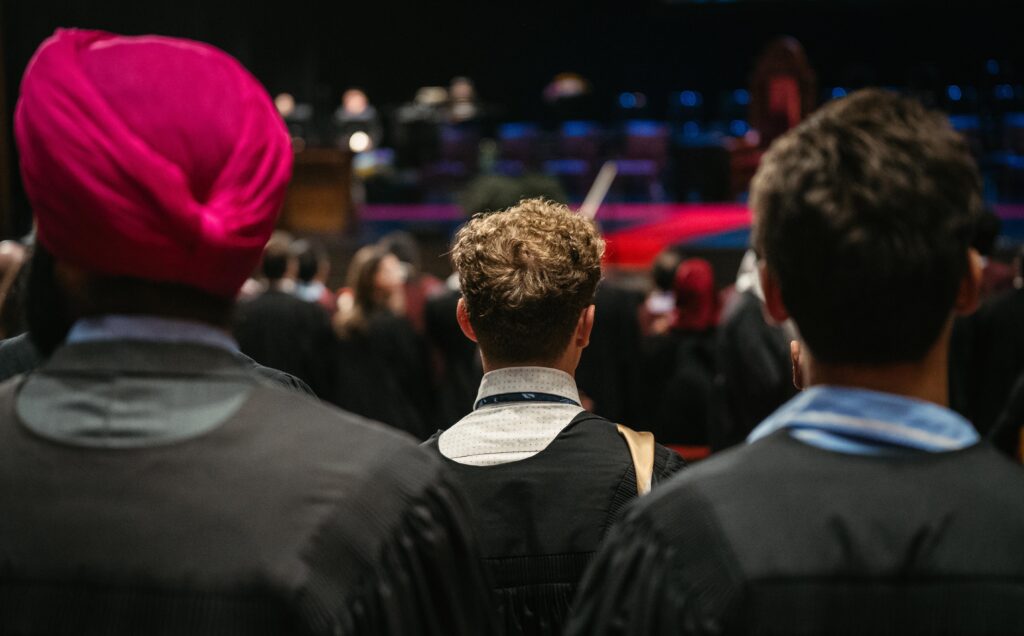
[451,198,604,364]
[291,239,327,283]
[261,236,293,281]
[751,89,981,364]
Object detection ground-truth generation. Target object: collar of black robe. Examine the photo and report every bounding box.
[474,392,582,410]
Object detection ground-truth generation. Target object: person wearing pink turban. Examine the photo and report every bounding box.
[0,29,494,635]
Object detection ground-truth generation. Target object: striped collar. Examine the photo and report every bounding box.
[748,385,979,455]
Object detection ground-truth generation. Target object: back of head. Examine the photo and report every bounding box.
[652,249,683,292]
[751,88,981,365]
[261,233,295,282]
[451,198,604,364]
[290,238,326,284]
[15,29,293,299]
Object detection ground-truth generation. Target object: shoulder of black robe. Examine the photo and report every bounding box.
[234,290,338,402]
[232,350,316,397]
[0,332,315,398]
[0,332,42,382]
[0,341,498,635]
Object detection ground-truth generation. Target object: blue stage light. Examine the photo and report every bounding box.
[680,91,699,107]
[986,59,1000,75]
[683,121,700,137]
[946,85,963,102]
[996,84,1015,100]
[732,89,750,105]
[619,92,638,109]
[729,120,749,136]
[831,87,848,100]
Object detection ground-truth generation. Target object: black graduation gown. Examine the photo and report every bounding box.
[575,283,645,425]
[0,339,496,635]
[566,431,1024,635]
[333,311,435,439]
[636,329,716,445]
[425,411,685,636]
[950,287,1024,457]
[423,288,482,427]
[710,289,795,451]
[233,289,337,400]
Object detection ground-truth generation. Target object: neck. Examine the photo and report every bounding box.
[803,324,952,407]
[480,349,580,377]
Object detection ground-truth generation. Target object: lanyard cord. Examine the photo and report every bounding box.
[474,392,581,410]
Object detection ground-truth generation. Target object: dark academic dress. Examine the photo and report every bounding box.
[0,339,496,635]
[425,411,685,636]
[333,311,435,439]
[566,430,1024,635]
[233,289,337,401]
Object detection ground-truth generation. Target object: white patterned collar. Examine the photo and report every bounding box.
[474,367,582,409]
[440,366,585,466]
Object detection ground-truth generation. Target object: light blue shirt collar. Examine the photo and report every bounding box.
[748,385,979,455]
[66,315,238,353]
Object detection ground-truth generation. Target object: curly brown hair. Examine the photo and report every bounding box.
[451,198,605,364]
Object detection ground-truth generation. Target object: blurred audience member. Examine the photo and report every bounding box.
[0,29,493,635]
[952,246,1024,458]
[569,89,1024,635]
[333,245,433,438]
[425,199,684,635]
[637,258,719,445]
[234,234,336,400]
[710,249,797,451]
[972,208,1014,300]
[0,240,28,339]
[424,275,483,426]
[637,248,683,337]
[291,238,336,314]
[333,88,382,152]
[448,76,480,123]
[378,230,444,334]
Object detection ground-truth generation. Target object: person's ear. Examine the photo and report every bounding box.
[456,297,478,343]
[575,304,596,349]
[759,262,790,324]
[790,340,805,391]
[954,248,983,317]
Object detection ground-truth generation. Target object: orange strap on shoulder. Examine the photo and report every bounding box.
[616,424,656,496]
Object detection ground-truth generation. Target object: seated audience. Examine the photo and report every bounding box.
[333,245,434,438]
[424,198,685,635]
[0,29,494,635]
[567,89,1024,634]
[234,235,336,399]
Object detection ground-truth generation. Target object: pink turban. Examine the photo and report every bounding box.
[14,29,293,297]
